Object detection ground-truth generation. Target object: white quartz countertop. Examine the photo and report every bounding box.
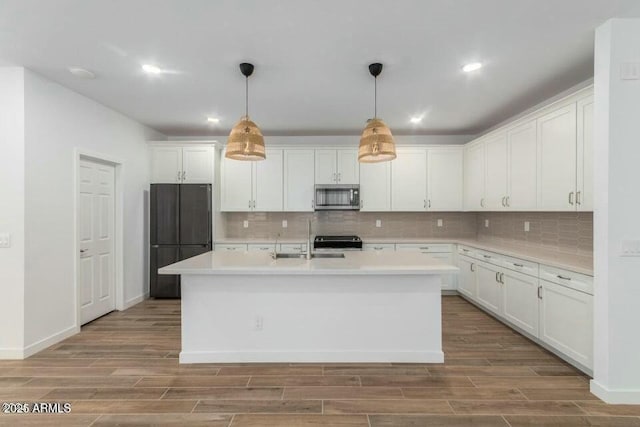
[159,250,459,276]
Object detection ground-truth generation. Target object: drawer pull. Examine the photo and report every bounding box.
[557,275,572,281]
[483,255,492,259]
[461,248,469,252]
[513,263,524,267]
[419,247,430,250]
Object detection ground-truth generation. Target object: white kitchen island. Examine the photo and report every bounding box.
[159,250,458,364]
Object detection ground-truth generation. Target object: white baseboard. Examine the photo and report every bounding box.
[0,348,26,359]
[180,350,445,364]
[591,380,640,404]
[123,293,148,310]
[23,325,79,359]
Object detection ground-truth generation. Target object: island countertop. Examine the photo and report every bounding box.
[159,250,459,276]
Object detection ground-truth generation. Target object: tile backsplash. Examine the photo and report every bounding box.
[476,212,593,256]
[219,211,593,255]
[220,212,477,240]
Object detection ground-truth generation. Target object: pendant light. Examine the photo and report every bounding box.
[225,62,266,161]
[358,63,396,163]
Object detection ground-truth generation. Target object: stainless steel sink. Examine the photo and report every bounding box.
[274,252,345,259]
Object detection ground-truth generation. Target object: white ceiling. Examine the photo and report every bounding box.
[1,0,640,137]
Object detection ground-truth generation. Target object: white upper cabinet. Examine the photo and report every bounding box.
[221,149,284,212]
[507,120,538,210]
[284,149,315,211]
[427,148,463,211]
[537,103,577,210]
[220,154,253,211]
[464,142,486,210]
[577,95,594,211]
[254,149,284,211]
[359,161,391,211]
[151,146,213,184]
[484,132,508,210]
[315,149,359,184]
[391,148,428,211]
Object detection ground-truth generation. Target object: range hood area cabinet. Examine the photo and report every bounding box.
[150,145,214,184]
[463,87,593,212]
[220,148,284,211]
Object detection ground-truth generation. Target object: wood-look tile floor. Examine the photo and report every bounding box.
[1,296,639,426]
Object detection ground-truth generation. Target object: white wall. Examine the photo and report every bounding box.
[0,68,26,357]
[592,19,640,404]
[21,69,164,354]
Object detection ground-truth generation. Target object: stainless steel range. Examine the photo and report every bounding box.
[313,235,363,251]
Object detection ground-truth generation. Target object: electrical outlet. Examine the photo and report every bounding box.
[375,219,382,228]
[437,219,443,227]
[282,220,288,228]
[621,62,640,80]
[621,240,640,257]
[524,221,530,232]
[485,219,489,228]
[0,233,10,248]
[254,316,263,331]
[243,220,249,228]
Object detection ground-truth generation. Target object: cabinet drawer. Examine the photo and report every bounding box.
[539,265,593,295]
[457,245,477,257]
[247,244,274,252]
[475,249,504,265]
[363,243,396,251]
[214,244,247,252]
[396,243,453,253]
[279,243,307,253]
[499,254,539,277]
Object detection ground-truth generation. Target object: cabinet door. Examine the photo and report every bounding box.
[502,269,539,337]
[430,253,456,290]
[254,149,283,211]
[464,142,486,210]
[484,132,508,210]
[315,149,337,184]
[475,262,502,316]
[577,95,593,211]
[336,149,359,184]
[151,147,183,184]
[284,150,315,211]
[363,243,395,251]
[182,147,213,183]
[427,148,463,211]
[507,121,537,210]
[457,256,477,299]
[537,104,577,210]
[220,154,253,211]
[539,280,593,369]
[391,149,427,211]
[359,161,391,211]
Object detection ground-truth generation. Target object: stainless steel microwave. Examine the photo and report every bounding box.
[314,184,360,211]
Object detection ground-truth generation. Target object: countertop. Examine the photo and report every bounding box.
[159,250,459,276]
[214,237,593,275]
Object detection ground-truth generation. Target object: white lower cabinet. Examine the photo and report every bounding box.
[457,255,477,299]
[395,244,456,290]
[363,243,395,251]
[214,244,247,252]
[539,280,593,369]
[502,269,539,337]
[247,244,274,252]
[475,262,503,316]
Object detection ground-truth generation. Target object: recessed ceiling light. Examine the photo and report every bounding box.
[68,67,96,79]
[462,62,483,73]
[207,117,220,124]
[142,64,163,74]
[409,115,424,124]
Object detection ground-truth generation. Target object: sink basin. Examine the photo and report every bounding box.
[274,252,345,259]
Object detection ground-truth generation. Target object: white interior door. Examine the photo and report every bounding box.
[78,159,116,325]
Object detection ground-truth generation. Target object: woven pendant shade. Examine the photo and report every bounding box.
[225,116,266,161]
[358,118,396,163]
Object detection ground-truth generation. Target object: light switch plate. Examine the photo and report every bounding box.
[282,220,288,228]
[243,220,249,228]
[524,221,530,232]
[485,219,489,228]
[621,62,640,80]
[437,219,443,227]
[0,233,10,248]
[621,240,640,257]
[375,219,382,228]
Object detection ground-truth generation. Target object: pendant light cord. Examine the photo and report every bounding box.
[374,76,377,119]
[245,76,249,118]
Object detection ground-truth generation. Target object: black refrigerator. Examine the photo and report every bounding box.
[150,184,212,298]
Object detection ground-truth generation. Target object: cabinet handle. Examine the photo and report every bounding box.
[483,254,492,259]
[569,191,575,205]
[500,272,505,284]
[311,200,315,209]
[480,198,485,208]
[513,263,524,268]
[576,191,581,205]
[419,247,429,250]
[337,172,341,182]
[177,171,182,182]
[428,199,431,208]
[249,200,252,208]
[183,171,186,181]
[470,263,475,272]
[556,275,572,281]
[506,196,510,207]
[361,199,364,208]
[538,285,542,299]
[501,196,506,207]
[461,248,469,252]
[423,200,426,208]
[495,272,500,283]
